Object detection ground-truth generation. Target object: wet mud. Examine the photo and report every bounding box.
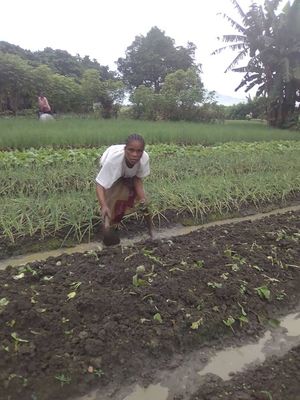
[0,209,300,400]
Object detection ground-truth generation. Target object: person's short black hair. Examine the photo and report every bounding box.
[125,133,145,148]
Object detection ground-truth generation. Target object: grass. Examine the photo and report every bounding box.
[0,117,299,149]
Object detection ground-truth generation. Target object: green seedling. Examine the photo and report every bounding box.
[11,332,29,351]
[67,281,82,300]
[132,274,147,287]
[207,282,222,289]
[226,263,240,272]
[260,390,273,400]
[194,260,204,268]
[255,285,271,300]
[240,283,247,294]
[238,315,249,326]
[153,313,163,323]
[67,291,76,300]
[70,281,82,290]
[220,272,229,280]
[55,373,71,386]
[0,297,9,313]
[191,318,203,330]
[93,368,104,378]
[142,248,165,266]
[237,303,249,326]
[223,316,235,332]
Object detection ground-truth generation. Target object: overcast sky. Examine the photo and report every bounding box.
[0,0,283,101]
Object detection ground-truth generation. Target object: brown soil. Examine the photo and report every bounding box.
[0,210,300,400]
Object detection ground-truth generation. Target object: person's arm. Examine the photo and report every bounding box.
[133,177,146,202]
[96,183,111,219]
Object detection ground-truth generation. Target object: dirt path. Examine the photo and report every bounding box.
[0,208,299,400]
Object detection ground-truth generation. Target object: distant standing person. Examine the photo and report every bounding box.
[95,134,151,240]
[38,93,52,117]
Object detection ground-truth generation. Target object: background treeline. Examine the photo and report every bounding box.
[1,0,300,128]
[0,27,229,122]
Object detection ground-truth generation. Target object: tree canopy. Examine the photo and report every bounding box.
[117,27,200,93]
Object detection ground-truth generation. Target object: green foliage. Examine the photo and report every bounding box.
[214,0,300,128]
[0,43,119,115]
[117,26,199,93]
[1,140,300,244]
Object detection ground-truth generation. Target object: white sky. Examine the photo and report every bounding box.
[0,0,284,101]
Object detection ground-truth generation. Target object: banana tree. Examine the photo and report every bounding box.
[214,0,300,128]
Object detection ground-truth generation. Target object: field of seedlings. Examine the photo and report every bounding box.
[0,118,300,400]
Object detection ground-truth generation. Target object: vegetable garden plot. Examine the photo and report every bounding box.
[0,210,299,400]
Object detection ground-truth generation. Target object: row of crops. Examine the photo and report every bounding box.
[1,140,300,245]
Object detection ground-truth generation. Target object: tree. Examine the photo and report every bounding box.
[117,27,199,93]
[213,0,300,128]
[130,85,161,120]
[0,52,35,112]
[81,69,124,117]
[160,68,204,120]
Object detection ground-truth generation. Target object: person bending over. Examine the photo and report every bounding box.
[95,134,150,231]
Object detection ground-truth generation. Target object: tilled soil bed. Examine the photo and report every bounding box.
[0,210,300,400]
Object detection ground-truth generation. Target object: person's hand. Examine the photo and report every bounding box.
[137,199,150,215]
[101,206,111,220]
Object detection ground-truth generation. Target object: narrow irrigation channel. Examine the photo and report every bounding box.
[75,306,300,400]
[1,204,300,271]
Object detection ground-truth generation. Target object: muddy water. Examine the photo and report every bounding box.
[1,204,300,271]
[75,308,300,400]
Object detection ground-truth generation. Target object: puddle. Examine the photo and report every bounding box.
[1,204,300,271]
[123,384,169,400]
[280,312,300,337]
[198,311,300,381]
[74,307,300,400]
[198,332,271,380]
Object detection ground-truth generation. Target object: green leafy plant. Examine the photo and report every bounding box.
[67,281,82,300]
[255,285,271,300]
[55,373,71,386]
[223,316,235,332]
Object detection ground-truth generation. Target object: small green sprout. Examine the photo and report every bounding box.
[55,373,71,386]
[223,316,235,332]
[255,286,271,300]
[191,318,203,330]
[153,313,163,323]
